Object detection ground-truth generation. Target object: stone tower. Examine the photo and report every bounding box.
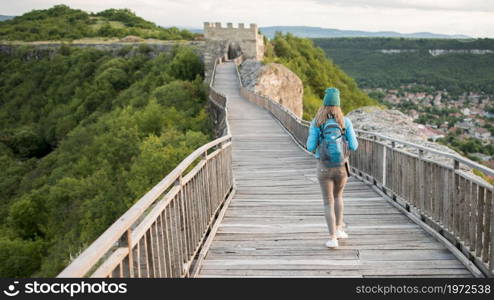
[203,22,264,61]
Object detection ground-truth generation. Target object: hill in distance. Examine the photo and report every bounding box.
[0,15,15,22]
[313,37,494,95]
[187,25,470,39]
[0,5,195,41]
[260,26,471,39]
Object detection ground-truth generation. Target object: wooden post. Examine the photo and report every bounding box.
[172,175,183,277]
[453,159,460,237]
[476,187,485,258]
[382,145,387,187]
[482,188,492,264]
[490,222,494,275]
[489,187,494,275]
[178,179,189,276]
[126,229,134,278]
[371,135,377,183]
[118,229,133,278]
[417,150,424,211]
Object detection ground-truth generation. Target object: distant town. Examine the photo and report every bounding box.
[366,85,494,169]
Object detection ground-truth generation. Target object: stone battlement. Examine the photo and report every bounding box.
[203,21,264,61]
[203,21,265,83]
[204,22,258,31]
[203,22,260,41]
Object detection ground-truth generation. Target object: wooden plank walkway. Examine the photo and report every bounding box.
[197,62,473,278]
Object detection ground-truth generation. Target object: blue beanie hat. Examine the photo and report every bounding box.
[323,88,340,106]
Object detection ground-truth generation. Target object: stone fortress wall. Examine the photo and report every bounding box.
[203,22,264,61]
[204,22,304,118]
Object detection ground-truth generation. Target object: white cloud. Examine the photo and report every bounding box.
[311,0,494,12]
[1,0,493,37]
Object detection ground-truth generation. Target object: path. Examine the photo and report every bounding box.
[197,62,472,278]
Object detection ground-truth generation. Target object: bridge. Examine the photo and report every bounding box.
[56,53,494,278]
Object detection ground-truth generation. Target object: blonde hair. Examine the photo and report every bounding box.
[315,105,345,129]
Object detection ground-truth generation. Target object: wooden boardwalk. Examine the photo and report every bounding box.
[197,62,473,278]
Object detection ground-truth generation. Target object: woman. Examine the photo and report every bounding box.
[306,87,358,248]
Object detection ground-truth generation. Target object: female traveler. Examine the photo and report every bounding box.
[306,87,358,248]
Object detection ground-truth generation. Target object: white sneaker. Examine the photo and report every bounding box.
[336,229,348,239]
[325,239,339,248]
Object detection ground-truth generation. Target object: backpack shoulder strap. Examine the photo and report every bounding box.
[323,122,343,133]
[319,119,345,139]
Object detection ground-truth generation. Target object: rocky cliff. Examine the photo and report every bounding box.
[347,106,451,153]
[0,40,219,83]
[0,40,205,59]
[239,59,304,118]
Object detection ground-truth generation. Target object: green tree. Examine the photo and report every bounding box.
[264,33,379,119]
[169,47,204,81]
[0,45,211,277]
[0,5,197,41]
[0,238,44,277]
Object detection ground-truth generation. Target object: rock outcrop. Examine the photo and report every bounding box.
[120,35,144,43]
[239,59,304,118]
[347,106,449,149]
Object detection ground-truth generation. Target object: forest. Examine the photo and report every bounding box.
[0,5,195,41]
[264,33,378,120]
[314,37,494,50]
[0,45,210,277]
[313,37,494,95]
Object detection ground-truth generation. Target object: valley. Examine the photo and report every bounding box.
[315,37,494,173]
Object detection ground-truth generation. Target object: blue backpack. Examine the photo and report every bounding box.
[318,120,348,168]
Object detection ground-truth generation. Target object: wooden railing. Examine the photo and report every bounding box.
[350,131,493,277]
[234,59,494,277]
[58,57,233,278]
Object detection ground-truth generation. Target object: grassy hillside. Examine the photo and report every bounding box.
[313,37,494,95]
[0,45,210,277]
[0,5,195,41]
[264,33,378,120]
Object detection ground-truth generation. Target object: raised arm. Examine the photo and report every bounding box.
[344,117,358,151]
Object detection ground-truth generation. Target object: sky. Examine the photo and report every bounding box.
[1,0,494,37]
